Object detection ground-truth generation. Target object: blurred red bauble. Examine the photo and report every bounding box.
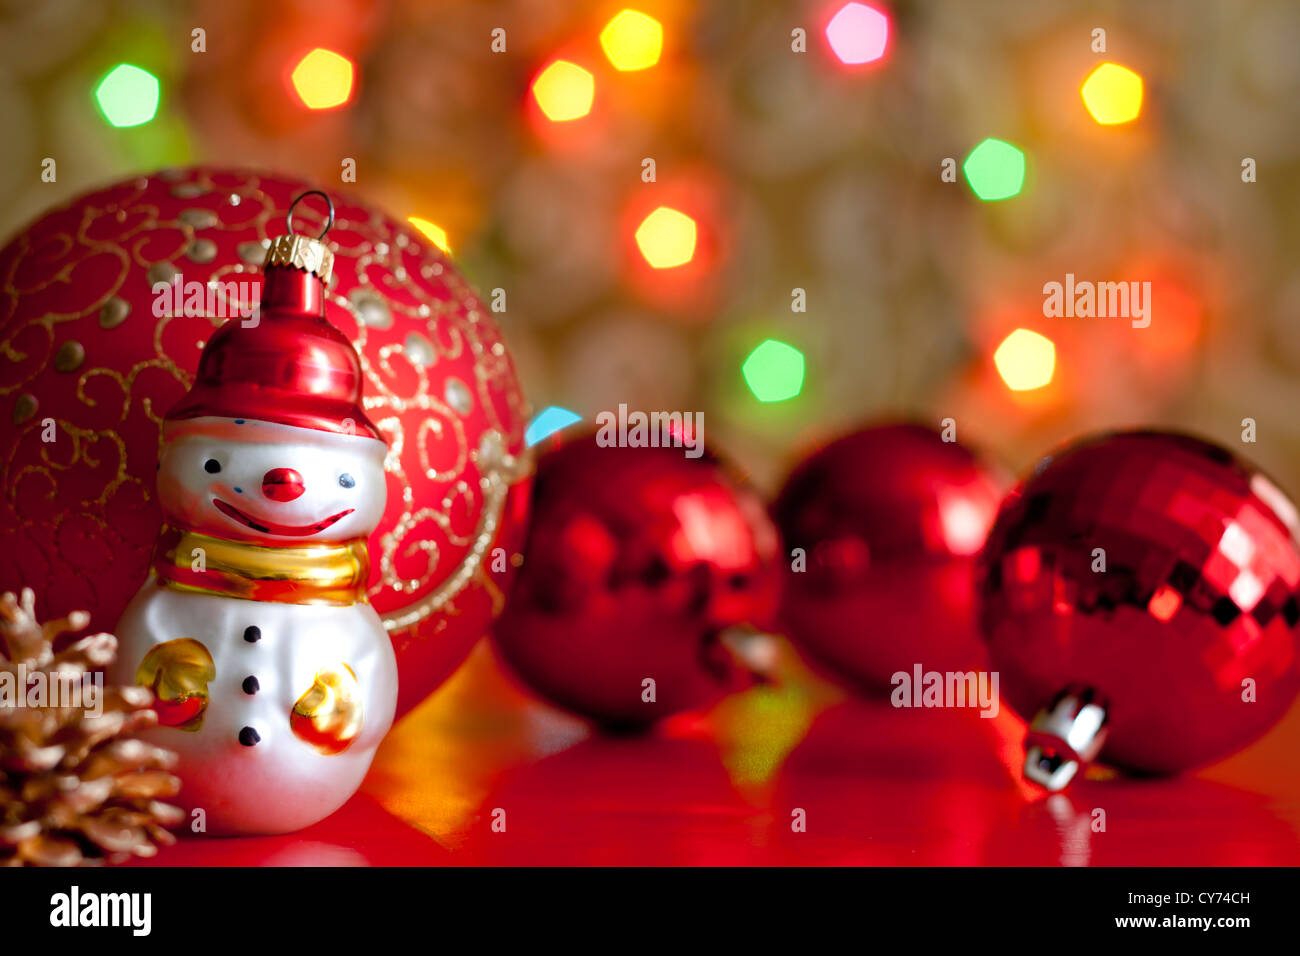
[773,424,1003,693]
[491,434,780,727]
[0,168,530,717]
[979,430,1300,789]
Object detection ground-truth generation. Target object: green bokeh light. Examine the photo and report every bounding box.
[95,64,160,128]
[742,339,805,402]
[962,137,1025,201]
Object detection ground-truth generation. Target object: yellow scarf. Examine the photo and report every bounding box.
[152,526,369,606]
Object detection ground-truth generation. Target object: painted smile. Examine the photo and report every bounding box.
[213,498,355,537]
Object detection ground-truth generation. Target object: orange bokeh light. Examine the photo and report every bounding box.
[532,60,595,122]
[635,206,697,268]
[600,9,664,72]
[994,328,1056,391]
[408,217,451,255]
[291,48,355,110]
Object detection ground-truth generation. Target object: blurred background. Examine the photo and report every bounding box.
[7,0,1300,866]
[4,0,1300,495]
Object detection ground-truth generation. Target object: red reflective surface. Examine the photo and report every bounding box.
[130,794,448,866]
[131,639,1300,866]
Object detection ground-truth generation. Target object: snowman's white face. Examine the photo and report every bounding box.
[157,417,387,543]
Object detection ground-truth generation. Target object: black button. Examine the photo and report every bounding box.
[238,726,260,747]
[242,676,259,695]
[243,626,261,643]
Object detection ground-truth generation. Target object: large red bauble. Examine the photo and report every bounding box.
[491,435,780,726]
[773,424,1003,693]
[0,168,530,717]
[979,430,1300,778]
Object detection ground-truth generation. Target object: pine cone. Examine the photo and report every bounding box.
[0,588,184,866]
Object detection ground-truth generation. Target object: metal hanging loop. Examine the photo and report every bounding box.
[286,190,335,240]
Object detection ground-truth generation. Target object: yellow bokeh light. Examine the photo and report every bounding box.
[291,48,355,110]
[408,217,451,254]
[635,207,697,268]
[532,60,595,122]
[600,9,664,71]
[994,328,1056,391]
[1081,62,1143,125]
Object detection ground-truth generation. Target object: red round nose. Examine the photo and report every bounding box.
[262,468,305,502]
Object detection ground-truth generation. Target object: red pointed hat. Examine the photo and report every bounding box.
[164,192,384,443]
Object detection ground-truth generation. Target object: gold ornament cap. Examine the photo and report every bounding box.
[264,190,335,285]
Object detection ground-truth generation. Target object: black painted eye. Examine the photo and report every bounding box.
[204,459,221,474]
[339,473,355,488]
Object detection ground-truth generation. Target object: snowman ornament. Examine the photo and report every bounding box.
[111,193,398,834]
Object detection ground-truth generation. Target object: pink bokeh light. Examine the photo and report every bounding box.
[825,2,890,66]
